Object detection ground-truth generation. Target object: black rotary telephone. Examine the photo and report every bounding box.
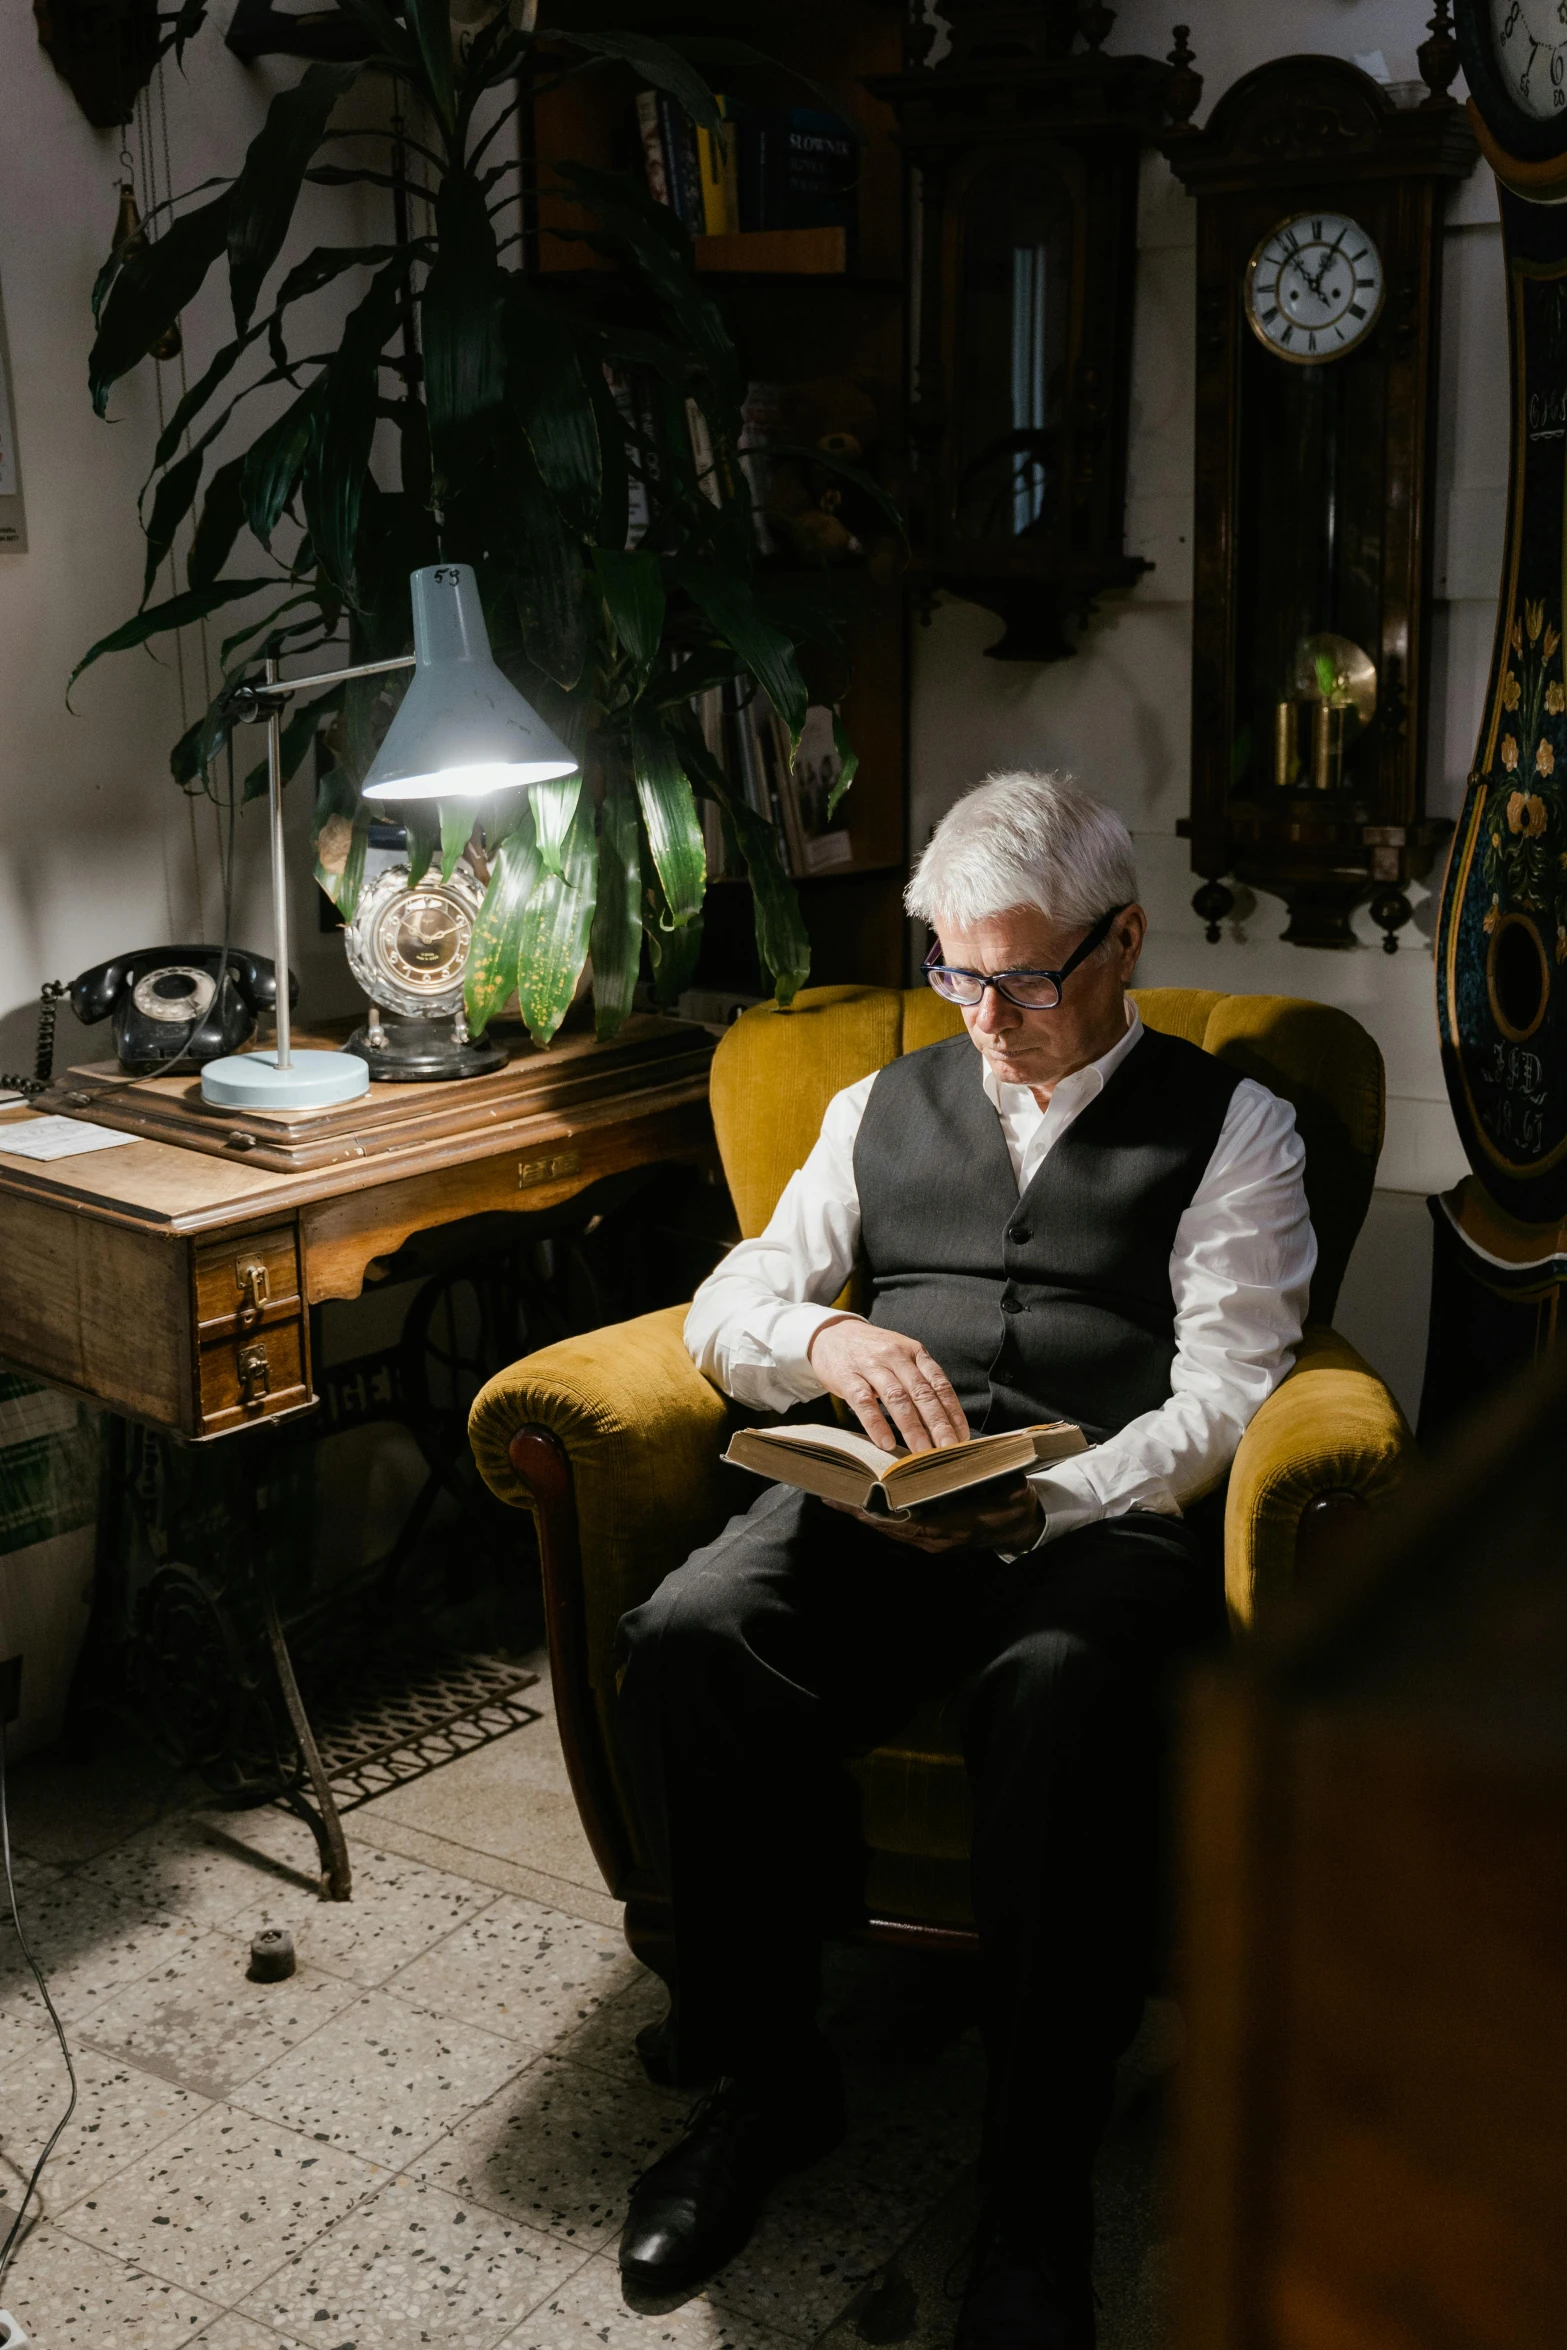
[1,947,297,1091]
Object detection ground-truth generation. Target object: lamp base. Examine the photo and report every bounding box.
[344,1012,508,1083]
[200,1048,372,1110]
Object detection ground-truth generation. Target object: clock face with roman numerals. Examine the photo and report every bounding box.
[1244,211,1385,365]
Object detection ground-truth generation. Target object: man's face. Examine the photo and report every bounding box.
[935,901,1147,1095]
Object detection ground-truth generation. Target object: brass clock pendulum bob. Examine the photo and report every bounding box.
[1421,2,1567,1429]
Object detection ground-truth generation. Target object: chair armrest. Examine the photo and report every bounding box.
[469,1300,738,1664]
[1225,1324,1413,1631]
[469,1303,740,1899]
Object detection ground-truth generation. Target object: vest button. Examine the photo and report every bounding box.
[1008,1226,1031,1246]
[1002,1295,1024,1314]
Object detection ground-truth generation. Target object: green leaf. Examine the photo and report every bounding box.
[828,710,859,818]
[671,558,808,748]
[584,363,630,555]
[440,800,478,882]
[465,807,542,1034]
[677,710,808,1001]
[644,902,703,1008]
[243,380,325,543]
[303,255,410,596]
[631,711,706,925]
[141,447,203,605]
[594,548,665,677]
[506,284,601,537]
[228,63,361,333]
[171,693,234,790]
[515,791,597,1046]
[422,175,507,503]
[553,28,722,133]
[90,190,233,415]
[313,759,370,918]
[529,773,583,880]
[552,162,737,400]
[402,0,457,131]
[498,444,588,691]
[70,578,275,703]
[242,683,341,803]
[274,241,404,312]
[405,804,440,886]
[590,765,642,1039]
[188,454,250,591]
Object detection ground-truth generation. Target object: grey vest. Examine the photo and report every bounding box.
[853,1027,1243,1441]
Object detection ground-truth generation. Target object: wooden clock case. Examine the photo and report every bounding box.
[1167,53,1476,947]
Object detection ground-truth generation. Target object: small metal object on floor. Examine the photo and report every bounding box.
[297,1645,541,1815]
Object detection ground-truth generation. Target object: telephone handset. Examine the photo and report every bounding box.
[70,946,297,1076]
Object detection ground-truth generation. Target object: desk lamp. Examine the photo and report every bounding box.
[200,564,578,1111]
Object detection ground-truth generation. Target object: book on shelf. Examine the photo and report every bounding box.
[602,363,654,547]
[637,94,857,252]
[691,687,856,881]
[738,380,783,554]
[723,1418,1088,1516]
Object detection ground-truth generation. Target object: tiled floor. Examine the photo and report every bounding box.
[0,1654,1177,2349]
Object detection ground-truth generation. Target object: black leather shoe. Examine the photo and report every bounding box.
[620,2061,846,2301]
[956,2250,1095,2350]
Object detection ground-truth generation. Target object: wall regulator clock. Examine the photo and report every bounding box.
[1165,40,1476,948]
[1419,3,1567,1422]
[343,856,506,1082]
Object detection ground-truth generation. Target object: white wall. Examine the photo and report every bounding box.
[909,1,1505,1421]
[0,17,384,1083]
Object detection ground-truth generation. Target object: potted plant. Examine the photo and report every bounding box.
[74,1,890,1043]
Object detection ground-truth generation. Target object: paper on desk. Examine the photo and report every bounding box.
[0,1115,138,1161]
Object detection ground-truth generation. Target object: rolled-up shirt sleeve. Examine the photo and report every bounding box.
[684,1074,875,1410]
[1023,1077,1316,1543]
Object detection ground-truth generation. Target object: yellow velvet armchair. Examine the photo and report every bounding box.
[469,985,1412,1955]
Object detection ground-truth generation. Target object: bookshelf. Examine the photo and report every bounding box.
[527,0,910,997]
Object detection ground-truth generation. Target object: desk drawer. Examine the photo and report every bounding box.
[197,1318,311,1436]
[194,1225,302,1340]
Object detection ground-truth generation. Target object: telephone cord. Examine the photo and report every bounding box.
[0,1715,78,2296]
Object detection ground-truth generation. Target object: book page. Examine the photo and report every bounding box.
[745,1423,904,1478]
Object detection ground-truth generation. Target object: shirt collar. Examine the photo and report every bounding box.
[980,998,1144,1115]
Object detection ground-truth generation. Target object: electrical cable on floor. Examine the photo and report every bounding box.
[0,1714,77,2297]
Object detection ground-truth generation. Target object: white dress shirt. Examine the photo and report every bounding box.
[685,1004,1317,1547]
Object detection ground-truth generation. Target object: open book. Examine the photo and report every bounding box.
[723,1419,1087,1516]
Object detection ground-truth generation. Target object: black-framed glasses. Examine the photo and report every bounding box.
[923,904,1129,1011]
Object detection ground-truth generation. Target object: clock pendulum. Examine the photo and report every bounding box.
[1423,3,1567,1427]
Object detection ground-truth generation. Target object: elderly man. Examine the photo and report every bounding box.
[614,773,1315,2347]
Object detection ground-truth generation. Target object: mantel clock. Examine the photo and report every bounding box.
[1166,36,1476,948]
[870,3,1176,661]
[1422,3,1567,1425]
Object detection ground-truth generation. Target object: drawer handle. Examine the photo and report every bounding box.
[237,1341,271,1407]
[236,1257,271,1328]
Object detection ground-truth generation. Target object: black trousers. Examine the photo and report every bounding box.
[615,1484,1224,2251]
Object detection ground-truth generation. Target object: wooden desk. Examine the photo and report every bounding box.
[0,1016,717,1441]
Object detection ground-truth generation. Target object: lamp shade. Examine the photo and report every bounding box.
[361,563,579,801]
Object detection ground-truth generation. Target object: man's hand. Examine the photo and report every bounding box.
[826,1472,1042,1555]
[808,1319,970,1453]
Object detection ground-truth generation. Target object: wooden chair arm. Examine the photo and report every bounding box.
[468,1303,740,1897]
[1225,1324,1413,1630]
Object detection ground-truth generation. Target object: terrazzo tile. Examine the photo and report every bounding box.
[552,1963,673,2092]
[504,2251,809,2350]
[0,2215,222,2348]
[412,2054,689,2247]
[186,2319,305,2350]
[385,1893,640,2048]
[358,1735,603,1890]
[356,1814,622,1929]
[0,1868,208,2023]
[2,1740,200,1868]
[1,2039,208,2217]
[82,1933,361,2101]
[703,2161,924,2339]
[239,2171,589,2350]
[82,1816,312,1933]
[67,2106,384,2305]
[237,1986,527,2168]
[233,1840,499,1989]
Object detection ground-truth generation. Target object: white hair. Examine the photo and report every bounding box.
[905,770,1138,936]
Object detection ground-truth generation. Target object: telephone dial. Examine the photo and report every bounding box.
[71,946,295,1075]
